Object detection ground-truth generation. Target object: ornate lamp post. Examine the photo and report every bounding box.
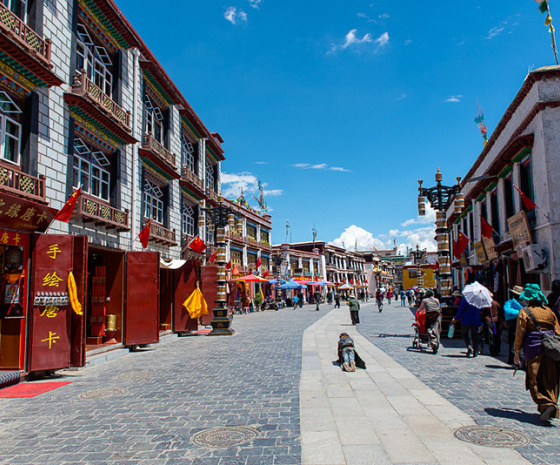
[271,253,284,302]
[417,168,462,297]
[204,199,234,336]
[410,244,426,288]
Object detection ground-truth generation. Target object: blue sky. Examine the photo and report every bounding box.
[117,0,554,252]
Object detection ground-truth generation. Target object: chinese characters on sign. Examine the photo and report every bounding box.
[0,193,55,233]
[507,211,533,251]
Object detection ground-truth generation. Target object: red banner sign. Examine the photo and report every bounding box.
[0,192,57,233]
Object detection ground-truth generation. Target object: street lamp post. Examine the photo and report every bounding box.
[417,168,462,297]
[271,253,284,302]
[410,244,426,289]
[204,199,235,336]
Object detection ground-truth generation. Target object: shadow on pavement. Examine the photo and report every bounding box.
[377,333,413,338]
[484,407,554,427]
[485,364,516,370]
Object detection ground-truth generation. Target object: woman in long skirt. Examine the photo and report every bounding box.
[514,284,560,422]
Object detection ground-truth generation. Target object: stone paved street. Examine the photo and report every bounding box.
[0,301,559,464]
[357,300,560,465]
[0,306,326,465]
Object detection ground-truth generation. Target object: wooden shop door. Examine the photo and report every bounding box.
[173,260,197,332]
[28,235,88,372]
[124,251,159,346]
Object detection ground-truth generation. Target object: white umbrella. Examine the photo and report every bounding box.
[462,282,493,309]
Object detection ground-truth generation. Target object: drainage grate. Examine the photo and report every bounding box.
[191,426,260,448]
[454,425,531,448]
[79,388,128,399]
[118,371,156,381]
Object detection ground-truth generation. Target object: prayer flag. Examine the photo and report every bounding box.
[514,185,537,211]
[138,219,152,249]
[480,215,494,239]
[188,236,207,254]
[54,187,81,222]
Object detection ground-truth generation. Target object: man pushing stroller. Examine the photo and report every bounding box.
[414,290,442,353]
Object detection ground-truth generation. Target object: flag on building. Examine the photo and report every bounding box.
[256,256,262,269]
[263,270,269,277]
[514,185,537,211]
[54,187,81,222]
[138,219,152,249]
[225,260,232,270]
[474,103,488,146]
[209,250,218,263]
[453,231,470,260]
[188,236,207,254]
[480,215,494,239]
[232,265,239,275]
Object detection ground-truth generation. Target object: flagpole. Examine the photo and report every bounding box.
[547,2,559,64]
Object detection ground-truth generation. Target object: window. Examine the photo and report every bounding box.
[72,138,111,200]
[247,225,256,240]
[504,175,514,230]
[520,156,534,211]
[181,203,197,236]
[0,91,22,164]
[490,189,500,235]
[181,135,197,173]
[143,179,165,223]
[2,0,27,21]
[145,95,164,143]
[206,220,215,244]
[206,162,215,191]
[76,23,113,96]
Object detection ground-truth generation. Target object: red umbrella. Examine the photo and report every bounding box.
[234,274,268,282]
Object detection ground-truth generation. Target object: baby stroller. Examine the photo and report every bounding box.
[412,308,439,354]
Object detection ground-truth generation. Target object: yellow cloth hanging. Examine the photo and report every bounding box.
[68,272,83,315]
[183,287,208,320]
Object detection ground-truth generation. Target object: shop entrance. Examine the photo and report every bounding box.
[0,237,29,371]
[160,268,173,332]
[86,247,124,350]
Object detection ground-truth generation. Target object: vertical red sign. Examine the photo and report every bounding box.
[28,235,73,372]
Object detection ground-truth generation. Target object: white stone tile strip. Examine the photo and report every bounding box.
[300,308,532,465]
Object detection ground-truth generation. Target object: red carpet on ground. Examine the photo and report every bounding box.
[0,382,71,398]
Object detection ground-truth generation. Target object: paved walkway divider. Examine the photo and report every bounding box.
[300,307,531,465]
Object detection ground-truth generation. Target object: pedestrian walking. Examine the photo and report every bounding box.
[400,289,406,306]
[387,289,393,304]
[334,293,341,308]
[452,296,483,357]
[479,294,502,356]
[314,290,321,311]
[406,289,414,306]
[347,294,360,325]
[546,280,560,323]
[375,288,384,312]
[327,290,333,305]
[514,284,560,422]
[504,285,524,364]
[337,333,366,372]
[297,291,304,308]
[292,294,299,310]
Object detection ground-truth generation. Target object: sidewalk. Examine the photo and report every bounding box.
[300,308,531,465]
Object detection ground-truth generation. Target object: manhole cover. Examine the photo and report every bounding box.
[118,371,156,380]
[454,425,531,448]
[191,426,260,448]
[79,388,128,399]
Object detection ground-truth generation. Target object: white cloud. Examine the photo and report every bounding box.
[396,93,407,101]
[255,161,269,165]
[224,6,247,24]
[445,94,462,103]
[331,205,439,255]
[404,39,412,46]
[291,163,351,172]
[485,16,519,40]
[330,225,387,251]
[378,13,390,19]
[375,32,390,47]
[249,0,262,8]
[221,172,282,200]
